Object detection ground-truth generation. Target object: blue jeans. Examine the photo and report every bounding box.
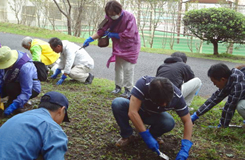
[111,97,175,138]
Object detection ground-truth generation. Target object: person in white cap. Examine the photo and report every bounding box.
[0,46,41,116]
[0,91,69,160]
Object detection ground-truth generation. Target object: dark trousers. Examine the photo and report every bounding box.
[3,82,39,107]
[111,97,175,138]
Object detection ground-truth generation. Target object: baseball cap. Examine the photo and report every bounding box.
[40,91,69,122]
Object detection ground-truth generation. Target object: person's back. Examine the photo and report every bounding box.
[156,56,194,89]
[22,37,59,66]
[0,91,69,160]
[0,108,67,160]
[60,40,94,73]
[31,39,60,65]
[156,52,202,107]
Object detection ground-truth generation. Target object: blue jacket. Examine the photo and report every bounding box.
[0,108,68,159]
[0,51,41,107]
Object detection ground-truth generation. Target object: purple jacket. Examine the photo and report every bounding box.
[97,10,140,68]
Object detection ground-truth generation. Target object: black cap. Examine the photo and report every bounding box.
[41,91,69,122]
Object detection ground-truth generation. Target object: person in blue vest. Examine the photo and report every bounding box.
[0,46,41,116]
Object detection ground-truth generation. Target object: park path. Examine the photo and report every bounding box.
[0,32,243,97]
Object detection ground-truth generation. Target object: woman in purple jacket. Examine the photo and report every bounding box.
[83,0,141,98]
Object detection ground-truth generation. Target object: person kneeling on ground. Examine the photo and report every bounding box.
[21,36,60,73]
[49,37,94,85]
[0,46,41,116]
[111,76,193,159]
[0,91,69,160]
[156,52,202,110]
[191,63,245,128]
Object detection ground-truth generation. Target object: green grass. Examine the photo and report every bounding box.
[0,22,245,159]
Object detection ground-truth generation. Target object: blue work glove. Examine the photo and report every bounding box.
[50,68,61,79]
[176,139,193,160]
[106,31,120,39]
[4,102,19,116]
[139,129,159,154]
[56,74,67,85]
[208,124,221,128]
[190,112,199,123]
[83,37,94,47]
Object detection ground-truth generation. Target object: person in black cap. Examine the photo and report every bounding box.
[0,91,69,160]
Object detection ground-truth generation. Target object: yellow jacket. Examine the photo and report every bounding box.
[31,39,60,65]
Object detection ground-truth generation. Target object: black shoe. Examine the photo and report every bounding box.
[120,88,131,98]
[85,73,94,84]
[112,85,121,94]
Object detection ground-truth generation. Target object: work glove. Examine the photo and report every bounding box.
[83,37,94,47]
[4,102,19,116]
[56,74,67,85]
[139,129,159,154]
[208,124,221,128]
[105,31,120,39]
[176,139,193,160]
[50,68,61,79]
[190,112,199,123]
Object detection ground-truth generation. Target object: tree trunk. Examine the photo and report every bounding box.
[74,4,83,37]
[212,42,219,55]
[137,0,141,30]
[177,0,182,44]
[228,43,233,54]
[67,17,72,35]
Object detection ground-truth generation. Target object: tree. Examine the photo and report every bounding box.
[183,7,245,55]
[8,0,27,24]
[53,0,72,35]
[131,0,166,48]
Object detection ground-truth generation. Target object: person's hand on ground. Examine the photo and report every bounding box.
[56,74,67,85]
[176,139,193,160]
[50,68,61,79]
[139,129,159,154]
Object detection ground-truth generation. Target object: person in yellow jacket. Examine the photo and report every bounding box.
[21,37,60,73]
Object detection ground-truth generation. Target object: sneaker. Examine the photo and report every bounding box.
[116,135,134,147]
[120,87,131,98]
[84,73,94,84]
[156,137,164,145]
[112,85,121,94]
